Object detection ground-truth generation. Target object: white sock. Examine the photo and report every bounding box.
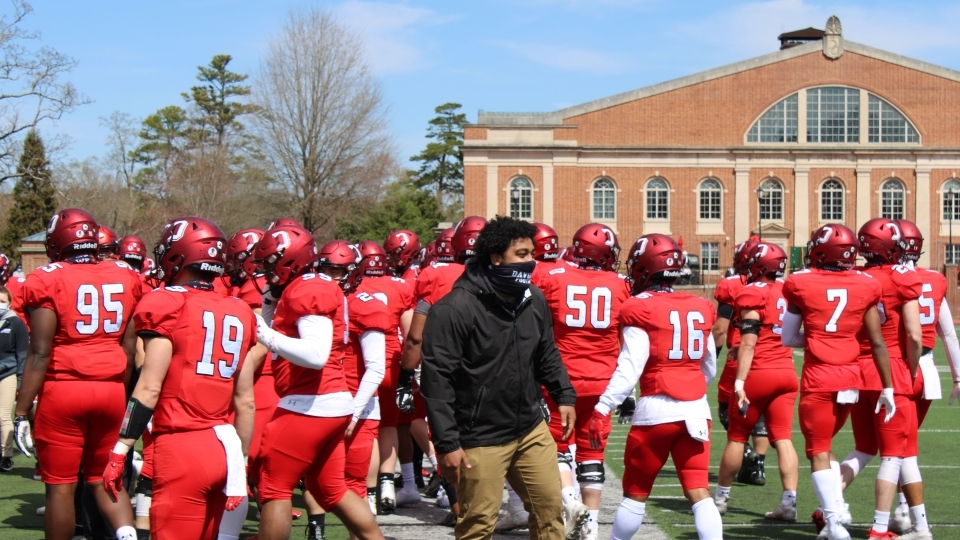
[116,526,137,540]
[217,494,247,540]
[872,510,889,534]
[561,486,579,506]
[506,481,523,507]
[611,498,645,540]
[429,454,438,469]
[830,460,845,507]
[714,485,731,500]
[896,492,909,515]
[400,462,416,490]
[782,490,797,507]
[691,498,723,540]
[587,509,599,523]
[910,504,928,532]
[812,469,840,528]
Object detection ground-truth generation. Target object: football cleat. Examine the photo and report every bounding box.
[562,499,590,540]
[379,478,396,514]
[764,504,797,522]
[425,472,443,498]
[713,494,728,515]
[0,456,12,473]
[495,501,530,531]
[435,486,450,508]
[897,529,934,540]
[582,521,599,540]
[867,529,898,539]
[812,508,826,534]
[33,461,41,481]
[891,509,913,534]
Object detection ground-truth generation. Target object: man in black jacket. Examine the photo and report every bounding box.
[422,216,577,540]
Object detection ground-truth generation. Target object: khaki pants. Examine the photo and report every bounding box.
[0,375,15,458]
[457,421,564,540]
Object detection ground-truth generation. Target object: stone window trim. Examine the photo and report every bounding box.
[817,178,846,223]
[644,177,671,222]
[695,178,724,222]
[758,178,785,223]
[878,178,906,220]
[939,178,960,222]
[589,177,618,224]
[506,176,534,221]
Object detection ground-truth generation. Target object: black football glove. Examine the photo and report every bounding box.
[396,367,416,414]
[618,396,636,425]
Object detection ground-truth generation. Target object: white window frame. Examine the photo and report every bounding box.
[508,176,533,220]
[879,178,906,220]
[701,242,720,274]
[591,177,617,223]
[697,179,723,222]
[758,178,784,222]
[941,179,960,222]
[819,178,845,223]
[644,177,670,221]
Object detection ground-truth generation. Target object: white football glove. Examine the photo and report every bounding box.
[875,387,896,423]
[255,313,278,352]
[949,382,960,407]
[14,415,34,458]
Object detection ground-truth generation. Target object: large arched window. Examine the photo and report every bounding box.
[880,179,905,219]
[820,179,845,221]
[747,94,798,143]
[645,178,669,220]
[698,179,722,221]
[807,87,860,143]
[942,179,960,221]
[592,178,616,220]
[869,96,919,143]
[758,178,783,221]
[509,177,532,219]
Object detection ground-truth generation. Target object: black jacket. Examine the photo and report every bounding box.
[421,257,576,454]
[0,311,27,382]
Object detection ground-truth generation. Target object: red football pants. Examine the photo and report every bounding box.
[150,430,228,540]
[622,421,711,497]
[546,394,610,463]
[727,369,797,444]
[257,409,351,510]
[249,374,279,462]
[852,391,918,458]
[798,392,852,459]
[34,380,125,484]
[344,419,379,497]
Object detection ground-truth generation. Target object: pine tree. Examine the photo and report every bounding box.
[410,103,466,217]
[0,130,56,258]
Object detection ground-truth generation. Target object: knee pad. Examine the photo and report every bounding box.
[751,414,768,437]
[557,451,574,472]
[899,456,922,486]
[841,450,875,477]
[135,476,153,497]
[576,461,605,484]
[718,403,729,430]
[877,457,904,484]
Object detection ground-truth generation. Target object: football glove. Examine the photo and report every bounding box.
[586,410,607,450]
[618,396,636,425]
[255,313,278,352]
[950,382,960,406]
[103,449,128,502]
[539,399,551,424]
[225,496,245,511]
[875,387,896,423]
[396,367,416,414]
[14,415,33,458]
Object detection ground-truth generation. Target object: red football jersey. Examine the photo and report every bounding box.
[620,291,716,401]
[733,281,793,371]
[916,267,947,349]
[782,268,882,392]
[400,265,420,283]
[855,265,922,393]
[531,259,577,289]
[714,275,746,349]
[212,277,231,297]
[356,275,415,365]
[6,276,27,329]
[538,266,631,396]
[134,285,257,433]
[343,292,393,393]
[271,272,349,397]
[236,276,267,310]
[138,273,154,297]
[414,263,464,306]
[22,260,143,382]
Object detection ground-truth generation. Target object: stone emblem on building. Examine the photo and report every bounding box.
[823,15,843,59]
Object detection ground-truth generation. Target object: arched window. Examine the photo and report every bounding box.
[869,96,919,143]
[942,179,960,221]
[698,179,722,221]
[820,179,845,221]
[758,179,783,221]
[645,178,669,220]
[880,179,905,219]
[747,94,798,143]
[807,87,860,143]
[592,178,616,220]
[509,177,532,219]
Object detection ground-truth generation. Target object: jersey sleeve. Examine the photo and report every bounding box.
[734,285,766,314]
[893,266,923,303]
[238,280,263,309]
[133,289,184,339]
[782,275,804,309]
[285,277,342,319]
[618,296,651,329]
[414,269,433,304]
[714,279,732,304]
[352,297,393,333]
[397,278,416,309]
[21,271,56,311]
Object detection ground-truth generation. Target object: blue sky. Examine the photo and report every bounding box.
[21,0,960,165]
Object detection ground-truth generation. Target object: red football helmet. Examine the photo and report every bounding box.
[896,219,923,263]
[858,218,904,264]
[317,240,363,292]
[572,223,620,271]
[384,230,421,270]
[45,208,100,262]
[744,242,787,282]
[154,217,228,285]
[266,217,304,231]
[533,223,560,262]
[253,226,317,288]
[733,236,761,275]
[625,234,684,292]
[807,224,859,270]
[225,228,264,286]
[97,225,119,260]
[453,216,487,263]
[356,240,388,277]
[435,228,455,263]
[0,254,10,284]
[117,235,147,270]
[560,246,576,263]
[419,240,438,267]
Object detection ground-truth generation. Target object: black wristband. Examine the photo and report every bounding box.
[398,367,416,387]
[118,398,154,440]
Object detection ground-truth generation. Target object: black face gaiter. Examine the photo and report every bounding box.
[485,261,536,296]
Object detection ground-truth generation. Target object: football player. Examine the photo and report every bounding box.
[780,223,895,540]
[102,218,258,540]
[117,235,153,297]
[713,243,800,522]
[14,208,143,540]
[384,230,421,282]
[252,230,383,540]
[536,223,630,540]
[588,233,721,540]
[98,224,120,260]
[529,222,564,288]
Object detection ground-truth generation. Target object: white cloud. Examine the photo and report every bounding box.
[495,41,630,74]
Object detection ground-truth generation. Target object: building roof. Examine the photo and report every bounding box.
[778,27,824,40]
[22,231,45,242]
[475,39,960,127]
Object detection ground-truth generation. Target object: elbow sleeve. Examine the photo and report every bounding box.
[268,316,334,369]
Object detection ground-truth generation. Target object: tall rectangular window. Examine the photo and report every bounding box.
[701,243,719,272]
[807,87,860,143]
[592,178,616,220]
[946,244,960,265]
[645,178,669,219]
[698,179,722,220]
[820,179,844,221]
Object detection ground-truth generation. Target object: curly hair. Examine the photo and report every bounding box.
[475,216,537,263]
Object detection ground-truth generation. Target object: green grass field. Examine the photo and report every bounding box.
[2,339,959,539]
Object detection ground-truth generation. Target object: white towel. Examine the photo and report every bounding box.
[213,424,246,497]
[919,352,942,400]
[685,418,709,442]
[836,389,859,404]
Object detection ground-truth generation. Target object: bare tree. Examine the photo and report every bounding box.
[0,1,88,183]
[252,8,394,234]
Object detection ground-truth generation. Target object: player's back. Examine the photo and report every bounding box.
[916,267,947,349]
[23,260,142,381]
[272,272,349,398]
[400,264,420,283]
[343,291,393,392]
[136,285,256,433]
[714,275,746,349]
[621,291,716,401]
[539,265,630,395]
[734,281,793,370]
[414,262,464,306]
[357,275,415,361]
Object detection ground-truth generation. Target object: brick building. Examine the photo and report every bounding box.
[462,16,960,276]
